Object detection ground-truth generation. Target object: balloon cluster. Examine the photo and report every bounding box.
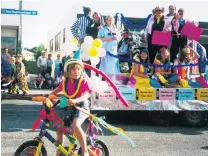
[80,36,106,65]
[88,75,109,94]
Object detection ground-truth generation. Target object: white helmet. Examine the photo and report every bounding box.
[64,59,84,76]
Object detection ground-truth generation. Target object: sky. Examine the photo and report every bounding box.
[2,0,208,48]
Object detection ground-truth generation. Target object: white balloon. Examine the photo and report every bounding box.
[90,57,100,65]
[100,81,109,91]
[69,43,78,51]
[84,36,93,44]
[89,75,99,86]
[98,48,106,57]
[80,43,91,54]
[81,54,90,61]
[64,44,73,55]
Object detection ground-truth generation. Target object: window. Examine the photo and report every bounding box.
[63,28,66,43]
[55,32,61,51]
[50,39,53,52]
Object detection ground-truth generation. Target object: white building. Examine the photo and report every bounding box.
[47,5,77,59]
[1,1,20,55]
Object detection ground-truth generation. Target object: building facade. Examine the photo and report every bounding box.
[47,6,77,59]
[1,1,20,56]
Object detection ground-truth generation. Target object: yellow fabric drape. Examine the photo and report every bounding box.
[131,57,152,88]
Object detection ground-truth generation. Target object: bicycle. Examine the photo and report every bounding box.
[14,95,109,156]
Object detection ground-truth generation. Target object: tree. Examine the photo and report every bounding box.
[34,44,46,60]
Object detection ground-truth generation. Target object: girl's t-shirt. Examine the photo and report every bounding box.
[58,78,91,99]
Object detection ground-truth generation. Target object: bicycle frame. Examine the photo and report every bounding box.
[32,97,98,156]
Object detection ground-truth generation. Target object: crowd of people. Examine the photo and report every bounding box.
[70,5,208,89]
[1,48,29,95]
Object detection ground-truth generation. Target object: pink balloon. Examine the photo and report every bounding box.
[84,63,129,107]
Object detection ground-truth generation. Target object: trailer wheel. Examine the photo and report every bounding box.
[182,111,207,127]
[149,111,174,126]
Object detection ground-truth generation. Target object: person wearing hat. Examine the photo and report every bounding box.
[14,55,29,95]
[170,8,188,62]
[71,6,93,45]
[37,50,47,77]
[49,59,91,156]
[130,47,154,88]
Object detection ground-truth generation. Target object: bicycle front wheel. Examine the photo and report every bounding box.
[14,140,47,156]
[78,139,109,156]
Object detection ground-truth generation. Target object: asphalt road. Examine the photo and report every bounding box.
[1,100,208,156]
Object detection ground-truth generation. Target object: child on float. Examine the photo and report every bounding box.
[174,46,208,88]
[130,47,153,88]
[153,47,179,87]
[49,58,91,156]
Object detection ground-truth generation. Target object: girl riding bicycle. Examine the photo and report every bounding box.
[49,59,91,156]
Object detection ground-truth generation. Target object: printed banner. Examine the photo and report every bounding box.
[177,89,195,100]
[99,87,116,101]
[181,22,203,41]
[137,88,156,100]
[159,88,176,100]
[118,86,136,100]
[196,89,208,100]
[152,31,171,46]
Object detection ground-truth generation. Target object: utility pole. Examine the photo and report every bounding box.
[19,0,22,55]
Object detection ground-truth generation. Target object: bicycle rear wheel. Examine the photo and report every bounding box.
[14,140,47,156]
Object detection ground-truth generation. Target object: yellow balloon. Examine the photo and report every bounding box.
[92,39,102,48]
[89,46,99,57]
[69,38,78,45]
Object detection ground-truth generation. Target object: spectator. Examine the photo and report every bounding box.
[146,6,172,63]
[46,53,53,76]
[25,72,32,88]
[8,57,16,94]
[62,54,71,71]
[2,55,11,79]
[1,48,11,62]
[54,54,62,78]
[45,73,54,89]
[98,15,121,82]
[34,73,45,89]
[71,6,93,45]
[54,74,63,88]
[37,50,47,77]
[170,8,188,62]
[15,55,29,95]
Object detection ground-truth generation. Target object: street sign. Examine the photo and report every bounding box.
[1,8,38,15]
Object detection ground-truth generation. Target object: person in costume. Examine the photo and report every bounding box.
[49,59,91,156]
[98,15,121,82]
[15,55,29,95]
[71,6,93,45]
[153,47,179,88]
[130,47,153,88]
[174,46,208,88]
